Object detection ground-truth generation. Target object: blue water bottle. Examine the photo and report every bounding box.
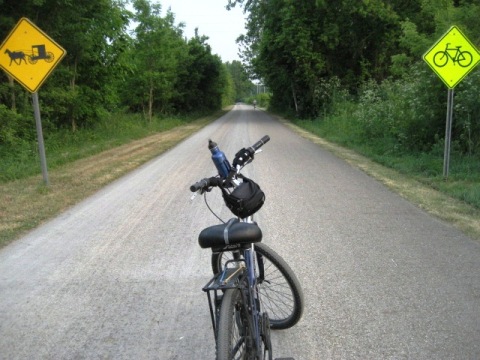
[208,139,231,178]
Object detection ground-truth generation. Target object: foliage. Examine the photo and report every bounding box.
[0,0,131,130]
[230,0,480,158]
[0,111,194,182]
[256,93,270,108]
[172,32,226,113]
[246,93,270,108]
[294,98,480,208]
[0,0,242,162]
[122,1,184,119]
[0,104,25,146]
[232,0,404,117]
[225,60,254,101]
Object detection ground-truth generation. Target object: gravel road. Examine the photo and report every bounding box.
[1,105,479,359]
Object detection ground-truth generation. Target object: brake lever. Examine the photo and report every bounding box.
[190,186,214,201]
[190,191,199,201]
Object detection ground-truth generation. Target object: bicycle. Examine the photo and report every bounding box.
[433,43,473,68]
[190,136,303,359]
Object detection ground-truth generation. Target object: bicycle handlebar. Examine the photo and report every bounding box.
[250,135,270,153]
[190,176,222,192]
[232,135,270,168]
[190,135,270,192]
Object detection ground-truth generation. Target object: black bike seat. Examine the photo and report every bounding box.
[198,218,262,249]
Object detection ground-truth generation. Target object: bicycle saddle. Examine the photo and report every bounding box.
[198,218,262,249]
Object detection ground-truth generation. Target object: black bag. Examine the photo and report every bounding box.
[221,177,265,218]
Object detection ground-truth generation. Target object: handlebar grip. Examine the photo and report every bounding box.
[251,135,270,152]
[190,177,223,192]
[190,179,208,192]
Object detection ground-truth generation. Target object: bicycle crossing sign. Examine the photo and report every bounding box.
[423,26,480,88]
[0,18,66,93]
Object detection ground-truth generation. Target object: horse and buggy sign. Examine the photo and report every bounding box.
[0,18,67,185]
[0,17,65,93]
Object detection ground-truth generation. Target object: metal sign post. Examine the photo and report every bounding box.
[423,26,480,179]
[32,92,49,185]
[443,89,454,178]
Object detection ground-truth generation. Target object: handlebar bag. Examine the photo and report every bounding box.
[221,177,265,218]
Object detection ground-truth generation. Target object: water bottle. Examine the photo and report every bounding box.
[208,139,231,178]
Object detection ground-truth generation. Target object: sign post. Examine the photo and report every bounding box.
[0,18,66,185]
[32,92,49,185]
[444,89,454,178]
[423,26,480,178]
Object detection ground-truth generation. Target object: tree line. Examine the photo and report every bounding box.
[228,0,480,155]
[0,0,254,146]
[2,0,480,157]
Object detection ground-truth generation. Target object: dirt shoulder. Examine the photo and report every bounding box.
[1,111,478,248]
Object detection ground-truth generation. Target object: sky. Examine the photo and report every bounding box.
[160,0,247,63]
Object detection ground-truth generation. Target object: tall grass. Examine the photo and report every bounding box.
[0,112,192,182]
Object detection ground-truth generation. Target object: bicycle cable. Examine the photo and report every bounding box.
[204,192,226,224]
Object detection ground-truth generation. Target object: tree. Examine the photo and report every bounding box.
[229,0,406,117]
[220,63,236,107]
[225,60,253,101]
[125,0,186,120]
[0,0,130,132]
[173,30,227,113]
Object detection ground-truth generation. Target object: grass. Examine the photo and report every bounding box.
[0,113,196,182]
[0,110,227,248]
[292,115,480,210]
[283,118,480,240]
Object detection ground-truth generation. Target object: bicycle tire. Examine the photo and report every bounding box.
[458,51,473,67]
[212,243,304,330]
[216,288,251,360]
[433,51,448,67]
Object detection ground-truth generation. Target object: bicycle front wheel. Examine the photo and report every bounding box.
[433,51,448,67]
[216,288,250,360]
[212,242,304,330]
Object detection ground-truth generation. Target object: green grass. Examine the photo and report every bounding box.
[0,112,196,183]
[293,117,480,209]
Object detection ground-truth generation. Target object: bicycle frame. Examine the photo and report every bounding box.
[203,240,265,358]
[443,44,463,62]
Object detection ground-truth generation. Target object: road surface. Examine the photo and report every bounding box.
[1,105,479,359]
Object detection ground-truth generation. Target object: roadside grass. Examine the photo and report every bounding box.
[0,112,199,182]
[293,114,480,209]
[283,118,480,240]
[0,110,226,248]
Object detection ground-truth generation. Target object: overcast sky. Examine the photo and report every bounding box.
[160,0,247,63]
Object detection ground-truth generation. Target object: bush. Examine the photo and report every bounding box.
[247,93,271,109]
[0,105,36,146]
[0,105,20,146]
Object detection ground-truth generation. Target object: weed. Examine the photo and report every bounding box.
[0,112,197,182]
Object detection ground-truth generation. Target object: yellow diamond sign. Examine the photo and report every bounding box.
[0,18,66,93]
[423,26,480,88]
